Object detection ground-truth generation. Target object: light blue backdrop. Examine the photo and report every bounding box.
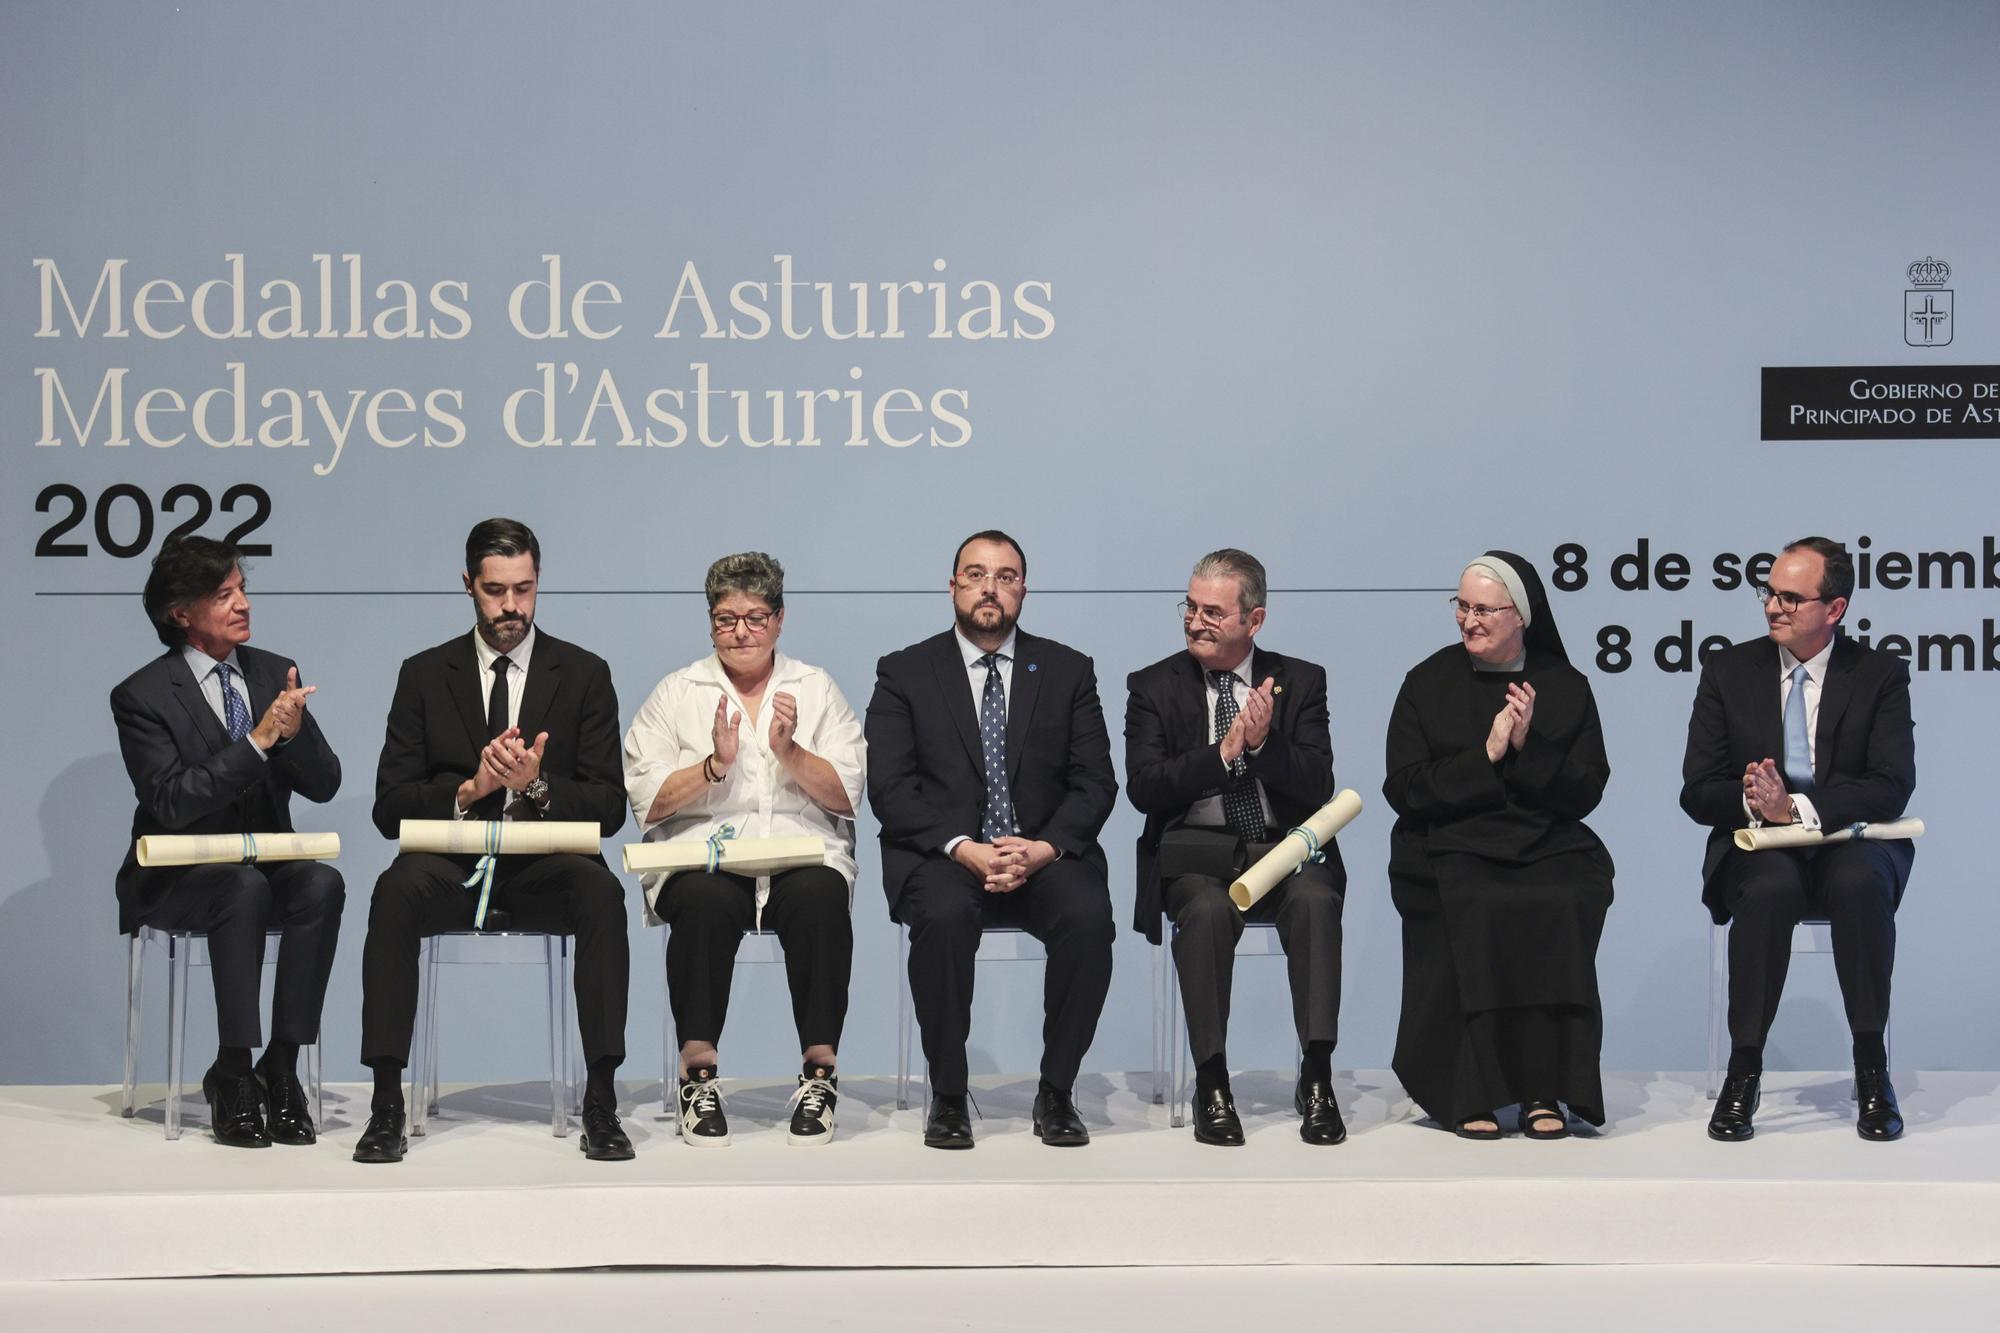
[5,1,1996,1087]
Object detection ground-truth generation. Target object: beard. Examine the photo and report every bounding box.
[955,596,1018,641]
[479,610,532,652]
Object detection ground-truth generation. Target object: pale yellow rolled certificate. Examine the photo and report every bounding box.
[398,820,602,855]
[136,832,341,867]
[1228,790,1364,911]
[623,835,826,877]
[1734,816,1925,853]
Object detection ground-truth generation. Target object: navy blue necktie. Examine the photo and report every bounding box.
[215,663,251,742]
[1210,670,1266,841]
[977,652,1015,842]
[1783,663,1815,794]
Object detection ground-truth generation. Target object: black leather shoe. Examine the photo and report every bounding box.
[1032,1084,1090,1147]
[257,1064,316,1146]
[1191,1085,1244,1146]
[352,1107,408,1163]
[1855,1068,1904,1142]
[1294,1076,1347,1145]
[1708,1073,1760,1142]
[579,1102,635,1160]
[923,1092,974,1149]
[203,1066,271,1148]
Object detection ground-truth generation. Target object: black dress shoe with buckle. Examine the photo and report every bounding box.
[1191,1085,1245,1146]
[352,1107,408,1163]
[1708,1072,1761,1142]
[579,1101,636,1160]
[1855,1068,1904,1142]
[203,1066,271,1148]
[1294,1076,1347,1145]
[924,1091,974,1149]
[257,1064,316,1146]
[1032,1084,1090,1147]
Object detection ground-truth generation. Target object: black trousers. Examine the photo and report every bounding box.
[658,865,853,1052]
[900,854,1115,1096]
[1164,861,1343,1068]
[1719,840,1898,1052]
[137,860,345,1050]
[360,852,629,1069]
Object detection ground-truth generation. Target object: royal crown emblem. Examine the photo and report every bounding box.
[1905,257,1953,347]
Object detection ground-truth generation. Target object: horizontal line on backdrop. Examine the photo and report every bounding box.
[37,586,1452,598]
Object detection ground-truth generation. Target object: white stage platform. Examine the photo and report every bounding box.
[5,1070,1998,1281]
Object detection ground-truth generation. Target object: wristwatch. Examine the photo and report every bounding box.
[522,776,551,812]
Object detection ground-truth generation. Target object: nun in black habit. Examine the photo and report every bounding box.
[1382,551,1613,1138]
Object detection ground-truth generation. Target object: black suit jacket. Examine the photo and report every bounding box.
[372,630,627,847]
[111,644,342,934]
[1680,633,1917,923]
[1124,647,1343,944]
[864,628,1118,922]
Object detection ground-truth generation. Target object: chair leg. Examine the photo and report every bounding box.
[1150,942,1166,1106]
[567,937,584,1119]
[896,926,912,1112]
[305,1042,323,1127]
[123,934,144,1119]
[662,929,675,1118]
[544,934,567,1138]
[1706,923,1728,1098]
[1167,941,1187,1129]
[409,937,435,1137]
[166,934,191,1141]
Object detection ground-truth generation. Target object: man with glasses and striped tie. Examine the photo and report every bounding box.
[866,530,1118,1149]
[1681,537,1916,1143]
[112,536,345,1149]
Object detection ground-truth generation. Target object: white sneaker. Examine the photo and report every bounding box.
[677,1069,730,1147]
[787,1067,838,1147]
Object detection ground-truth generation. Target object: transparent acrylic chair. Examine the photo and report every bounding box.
[895,924,1047,1111]
[409,930,578,1138]
[1154,921,1299,1126]
[1705,918,1891,1097]
[122,925,323,1141]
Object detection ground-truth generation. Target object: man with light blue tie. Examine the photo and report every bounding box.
[1680,537,1916,1142]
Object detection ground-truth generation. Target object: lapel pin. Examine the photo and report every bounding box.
[1272,684,1283,696]
[1027,663,1038,672]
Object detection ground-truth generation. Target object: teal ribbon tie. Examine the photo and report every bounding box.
[1285,824,1326,872]
[463,821,503,928]
[239,833,261,865]
[705,823,739,874]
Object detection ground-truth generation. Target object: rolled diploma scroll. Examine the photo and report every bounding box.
[1228,789,1364,911]
[398,820,603,855]
[137,832,340,867]
[1734,816,1925,853]
[623,835,825,877]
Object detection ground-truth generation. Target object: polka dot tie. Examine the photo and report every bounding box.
[215,663,251,743]
[1210,670,1266,842]
[978,652,1016,842]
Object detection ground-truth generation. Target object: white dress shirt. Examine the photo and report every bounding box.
[461,626,536,818]
[1746,637,1832,831]
[623,651,867,926]
[1186,648,1276,831]
[182,644,266,759]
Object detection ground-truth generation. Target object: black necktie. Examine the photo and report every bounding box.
[1210,670,1266,842]
[478,657,511,820]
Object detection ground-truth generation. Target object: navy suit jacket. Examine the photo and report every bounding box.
[864,628,1118,922]
[1680,633,1916,923]
[1124,646,1343,945]
[111,644,342,933]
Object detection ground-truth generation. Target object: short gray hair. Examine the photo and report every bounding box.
[705,551,785,613]
[1190,548,1267,615]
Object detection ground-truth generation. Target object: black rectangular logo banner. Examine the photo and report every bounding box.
[1762,365,2000,440]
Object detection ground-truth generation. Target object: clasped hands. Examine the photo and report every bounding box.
[953,836,1057,894]
[249,667,315,750]
[461,726,550,806]
[1218,677,1277,765]
[1742,757,1795,824]
[1483,681,1536,763]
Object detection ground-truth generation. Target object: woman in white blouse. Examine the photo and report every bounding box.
[622,552,866,1146]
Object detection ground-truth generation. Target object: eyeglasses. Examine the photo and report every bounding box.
[1750,583,1830,614]
[956,570,1022,590]
[710,611,774,634]
[1177,599,1242,629]
[1448,597,1517,621]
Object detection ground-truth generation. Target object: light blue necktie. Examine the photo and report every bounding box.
[1782,663,1815,794]
[215,662,251,742]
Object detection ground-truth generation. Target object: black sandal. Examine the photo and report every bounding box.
[1519,1101,1570,1140]
[1454,1112,1503,1140]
